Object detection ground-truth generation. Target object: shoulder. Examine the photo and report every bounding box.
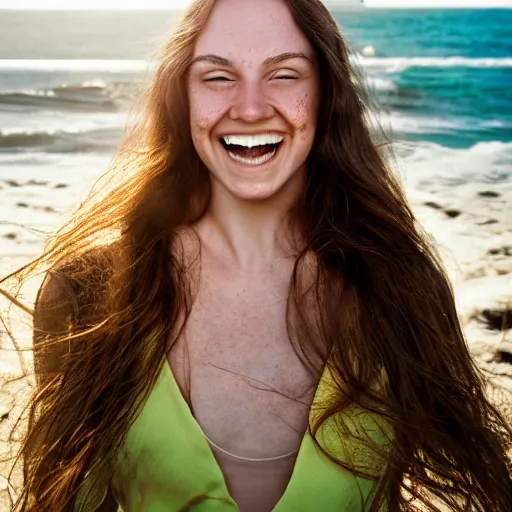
[32,272,74,386]
[35,246,114,322]
[34,272,76,336]
[33,245,116,382]
[42,245,116,318]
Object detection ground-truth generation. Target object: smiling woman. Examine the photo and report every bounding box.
[3,0,512,511]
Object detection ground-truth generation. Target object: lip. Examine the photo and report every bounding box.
[217,130,286,138]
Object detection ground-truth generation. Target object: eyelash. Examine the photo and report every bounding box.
[205,75,297,82]
[205,77,232,82]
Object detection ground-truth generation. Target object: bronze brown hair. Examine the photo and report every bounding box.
[2,0,511,510]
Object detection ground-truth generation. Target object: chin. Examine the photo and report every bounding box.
[226,182,282,202]
[214,164,306,204]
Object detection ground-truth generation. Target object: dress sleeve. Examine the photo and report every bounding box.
[32,272,119,512]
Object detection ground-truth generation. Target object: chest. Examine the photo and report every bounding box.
[170,269,318,446]
[167,268,319,509]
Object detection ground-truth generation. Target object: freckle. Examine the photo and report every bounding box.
[197,116,211,131]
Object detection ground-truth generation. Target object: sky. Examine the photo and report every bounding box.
[0,0,510,8]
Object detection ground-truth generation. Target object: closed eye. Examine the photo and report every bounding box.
[205,77,233,82]
[205,76,296,82]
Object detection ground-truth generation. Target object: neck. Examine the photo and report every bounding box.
[196,174,305,272]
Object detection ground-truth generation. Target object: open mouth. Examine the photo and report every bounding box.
[219,136,283,167]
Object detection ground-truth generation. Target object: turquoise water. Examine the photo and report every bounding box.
[336,9,512,148]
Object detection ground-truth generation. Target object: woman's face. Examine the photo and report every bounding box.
[187,0,321,202]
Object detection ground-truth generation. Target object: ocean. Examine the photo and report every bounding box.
[0,8,511,264]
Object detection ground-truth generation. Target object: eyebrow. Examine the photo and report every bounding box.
[190,52,313,67]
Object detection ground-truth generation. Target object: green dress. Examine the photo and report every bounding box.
[76,360,391,511]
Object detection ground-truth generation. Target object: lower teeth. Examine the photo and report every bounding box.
[227,147,278,166]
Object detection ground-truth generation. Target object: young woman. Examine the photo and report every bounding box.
[6,0,511,510]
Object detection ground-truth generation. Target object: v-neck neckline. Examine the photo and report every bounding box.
[161,358,328,510]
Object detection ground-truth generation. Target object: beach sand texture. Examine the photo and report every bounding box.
[1,7,511,509]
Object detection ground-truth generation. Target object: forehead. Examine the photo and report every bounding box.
[193,0,314,62]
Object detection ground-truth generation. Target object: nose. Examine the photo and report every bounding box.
[228,81,274,123]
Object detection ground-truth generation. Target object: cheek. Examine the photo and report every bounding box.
[189,88,227,138]
[277,88,319,141]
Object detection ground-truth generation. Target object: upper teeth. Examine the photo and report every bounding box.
[221,134,283,148]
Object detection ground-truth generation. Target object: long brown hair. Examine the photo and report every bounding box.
[3,0,511,510]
